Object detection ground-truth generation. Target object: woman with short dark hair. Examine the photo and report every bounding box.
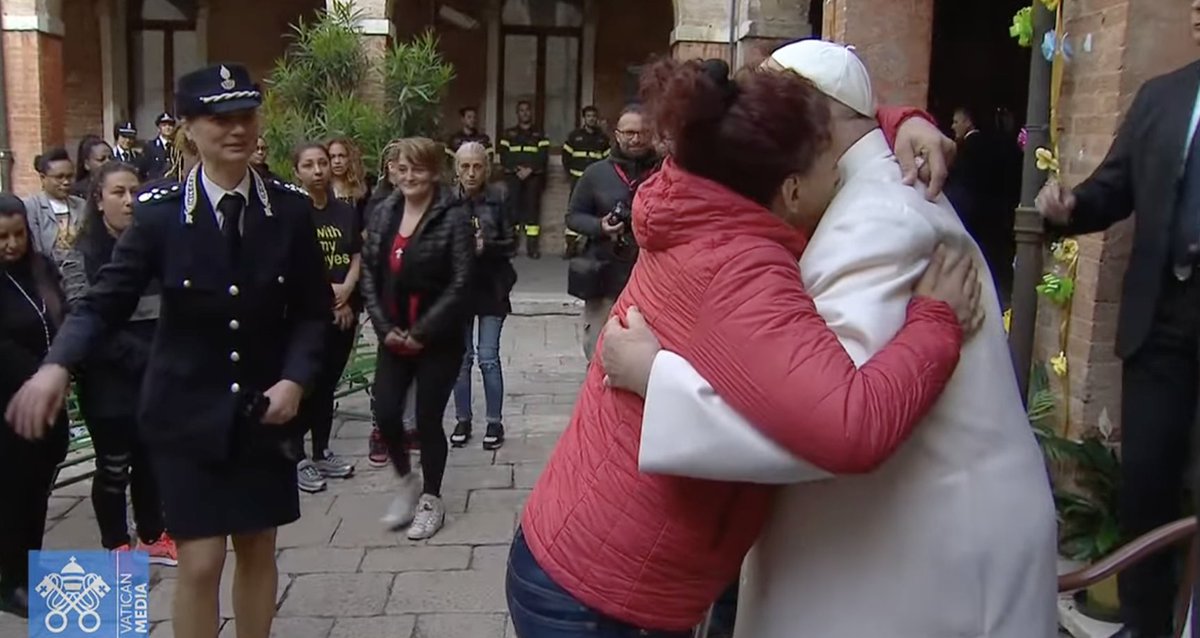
[24,147,86,268]
[72,136,113,199]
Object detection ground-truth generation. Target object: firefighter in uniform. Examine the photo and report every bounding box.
[561,106,610,259]
[446,106,494,161]
[499,100,550,259]
[6,63,331,638]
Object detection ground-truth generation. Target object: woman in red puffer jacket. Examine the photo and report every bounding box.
[506,57,981,637]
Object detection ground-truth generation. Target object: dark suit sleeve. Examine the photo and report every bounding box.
[280,202,334,391]
[1059,85,1147,235]
[411,210,474,344]
[566,172,603,237]
[44,208,161,371]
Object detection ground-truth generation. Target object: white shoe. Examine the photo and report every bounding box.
[381,474,420,530]
[407,494,445,541]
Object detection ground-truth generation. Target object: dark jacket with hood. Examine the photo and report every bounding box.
[460,182,517,317]
[360,185,475,350]
[565,147,660,299]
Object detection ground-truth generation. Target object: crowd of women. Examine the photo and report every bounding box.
[0,62,519,626]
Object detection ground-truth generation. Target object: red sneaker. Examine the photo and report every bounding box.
[139,534,179,567]
[368,428,390,468]
[111,544,133,553]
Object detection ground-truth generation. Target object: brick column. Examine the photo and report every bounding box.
[2,0,66,194]
[671,0,732,61]
[1043,0,1196,434]
[329,0,392,105]
[823,0,933,107]
[734,0,812,68]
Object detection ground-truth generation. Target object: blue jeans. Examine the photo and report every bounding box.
[506,527,693,638]
[453,315,505,424]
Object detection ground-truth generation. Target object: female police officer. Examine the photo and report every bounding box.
[6,63,330,638]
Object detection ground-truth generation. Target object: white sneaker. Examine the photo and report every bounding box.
[406,494,445,541]
[381,474,420,530]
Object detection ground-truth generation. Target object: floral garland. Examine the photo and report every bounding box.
[1009,0,1076,430]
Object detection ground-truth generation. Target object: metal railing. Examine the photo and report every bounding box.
[52,328,377,490]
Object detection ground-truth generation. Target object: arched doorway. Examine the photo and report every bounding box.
[127,0,202,135]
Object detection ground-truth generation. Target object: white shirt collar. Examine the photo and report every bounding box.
[836,128,891,185]
[200,166,252,211]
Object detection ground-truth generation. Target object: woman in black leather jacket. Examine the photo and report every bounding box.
[360,137,474,541]
[448,142,516,451]
[60,161,175,564]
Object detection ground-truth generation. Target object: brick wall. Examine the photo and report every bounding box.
[4,31,64,195]
[825,0,933,107]
[1042,0,1194,434]
[63,0,104,158]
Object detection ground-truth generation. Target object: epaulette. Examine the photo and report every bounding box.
[268,178,309,198]
[136,183,183,204]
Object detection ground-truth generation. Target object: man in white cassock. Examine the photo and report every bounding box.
[601,40,1059,638]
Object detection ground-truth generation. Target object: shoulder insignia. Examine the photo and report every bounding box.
[268,178,309,198]
[137,183,182,204]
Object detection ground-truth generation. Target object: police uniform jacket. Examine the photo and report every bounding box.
[44,166,332,463]
[563,126,610,182]
[499,126,550,176]
[141,137,172,182]
[461,183,517,317]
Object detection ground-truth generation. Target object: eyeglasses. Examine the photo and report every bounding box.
[616,130,645,139]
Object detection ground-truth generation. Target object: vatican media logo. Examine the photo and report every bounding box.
[29,551,149,638]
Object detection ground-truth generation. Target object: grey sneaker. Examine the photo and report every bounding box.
[381,473,420,530]
[407,494,445,541]
[296,459,327,493]
[314,449,355,479]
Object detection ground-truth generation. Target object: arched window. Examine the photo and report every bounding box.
[498,0,585,146]
[128,0,200,137]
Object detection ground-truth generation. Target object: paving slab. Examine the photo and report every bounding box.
[413,613,508,638]
[278,573,393,617]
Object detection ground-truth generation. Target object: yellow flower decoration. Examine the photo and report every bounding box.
[1053,239,1079,265]
[1050,352,1069,377]
[1040,0,1060,10]
[1035,147,1060,175]
[1003,308,1012,334]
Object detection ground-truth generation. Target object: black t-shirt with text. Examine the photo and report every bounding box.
[313,198,363,310]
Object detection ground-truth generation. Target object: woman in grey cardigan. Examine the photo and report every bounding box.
[23,147,86,269]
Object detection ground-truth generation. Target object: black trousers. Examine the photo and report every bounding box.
[1118,273,1200,635]
[0,414,67,593]
[372,345,463,497]
[86,415,165,549]
[505,174,546,231]
[297,321,358,458]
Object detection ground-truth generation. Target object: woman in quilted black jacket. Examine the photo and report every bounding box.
[360,137,474,541]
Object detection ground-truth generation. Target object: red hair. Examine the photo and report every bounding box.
[639,57,833,206]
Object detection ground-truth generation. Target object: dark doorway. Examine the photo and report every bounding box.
[927,0,1030,137]
[809,0,823,38]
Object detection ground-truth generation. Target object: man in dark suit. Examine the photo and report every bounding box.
[139,112,176,181]
[1037,5,1200,635]
[945,105,1015,307]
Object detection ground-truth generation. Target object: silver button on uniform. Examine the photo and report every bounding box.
[230,351,240,363]
[229,319,240,331]
[228,285,239,296]
[183,279,192,288]
[277,275,285,284]
[230,383,240,393]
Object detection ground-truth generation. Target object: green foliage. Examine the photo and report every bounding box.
[1035,272,1076,306]
[261,0,454,180]
[1028,363,1121,562]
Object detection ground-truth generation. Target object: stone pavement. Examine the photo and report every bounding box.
[0,294,587,638]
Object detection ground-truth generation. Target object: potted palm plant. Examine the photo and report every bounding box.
[1029,366,1121,621]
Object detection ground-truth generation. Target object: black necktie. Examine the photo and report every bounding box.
[218,193,245,263]
[1172,123,1200,273]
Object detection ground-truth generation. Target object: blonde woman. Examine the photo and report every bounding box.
[359,138,474,540]
[327,137,370,224]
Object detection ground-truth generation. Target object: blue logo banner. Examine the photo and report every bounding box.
[28,550,150,638]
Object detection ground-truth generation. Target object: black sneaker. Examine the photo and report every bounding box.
[450,421,472,448]
[0,586,29,618]
[482,423,505,450]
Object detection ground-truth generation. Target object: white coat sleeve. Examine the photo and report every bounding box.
[638,193,948,482]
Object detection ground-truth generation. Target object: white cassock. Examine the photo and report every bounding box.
[639,129,1059,638]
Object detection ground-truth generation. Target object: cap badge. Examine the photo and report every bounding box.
[219,65,236,91]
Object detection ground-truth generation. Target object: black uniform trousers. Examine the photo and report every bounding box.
[86,416,165,549]
[0,415,67,593]
[373,345,464,497]
[506,175,545,233]
[296,320,358,458]
[1119,269,1200,635]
